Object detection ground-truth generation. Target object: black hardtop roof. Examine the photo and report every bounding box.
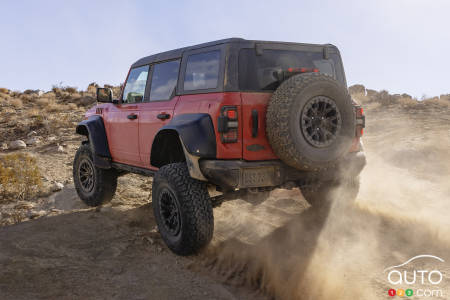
[131,38,337,68]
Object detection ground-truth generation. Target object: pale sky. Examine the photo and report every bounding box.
[0,0,449,98]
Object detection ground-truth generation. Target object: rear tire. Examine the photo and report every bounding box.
[152,163,214,256]
[73,144,118,207]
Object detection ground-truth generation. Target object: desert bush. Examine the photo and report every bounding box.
[26,108,41,118]
[0,88,10,94]
[349,84,366,95]
[46,103,67,112]
[397,97,418,108]
[10,98,23,109]
[68,103,78,110]
[0,153,43,202]
[20,93,35,103]
[63,86,77,94]
[87,82,98,94]
[423,97,450,108]
[52,87,62,95]
[36,98,54,108]
[23,89,38,95]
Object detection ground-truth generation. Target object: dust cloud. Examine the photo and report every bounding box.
[199,106,450,299]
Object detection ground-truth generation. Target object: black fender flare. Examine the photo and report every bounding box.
[151,114,216,180]
[75,115,111,168]
[152,113,216,158]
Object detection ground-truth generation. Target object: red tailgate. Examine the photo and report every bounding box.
[240,93,277,160]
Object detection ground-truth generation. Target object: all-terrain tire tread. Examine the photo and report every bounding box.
[153,163,213,255]
[73,144,117,207]
[266,73,353,171]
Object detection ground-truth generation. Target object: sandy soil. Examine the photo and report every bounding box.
[1,99,449,299]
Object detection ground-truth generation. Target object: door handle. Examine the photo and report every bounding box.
[157,113,171,120]
[127,114,138,120]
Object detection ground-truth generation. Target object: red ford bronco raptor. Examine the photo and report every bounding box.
[73,38,366,255]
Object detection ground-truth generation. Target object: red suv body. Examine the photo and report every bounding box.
[74,38,365,255]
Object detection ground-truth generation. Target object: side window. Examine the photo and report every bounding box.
[149,60,180,101]
[184,50,220,91]
[122,65,149,103]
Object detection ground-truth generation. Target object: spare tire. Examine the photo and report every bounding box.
[266,73,355,171]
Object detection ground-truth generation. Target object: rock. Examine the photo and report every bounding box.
[1,143,7,150]
[57,145,65,153]
[47,136,57,142]
[8,140,26,150]
[52,182,64,192]
[25,136,40,146]
[27,131,37,137]
[27,210,47,219]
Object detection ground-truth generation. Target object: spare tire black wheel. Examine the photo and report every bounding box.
[267,73,355,171]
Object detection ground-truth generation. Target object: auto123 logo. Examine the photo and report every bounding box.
[384,254,445,297]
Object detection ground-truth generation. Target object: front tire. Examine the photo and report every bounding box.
[152,163,214,256]
[73,144,118,206]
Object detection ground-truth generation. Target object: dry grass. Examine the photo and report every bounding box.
[0,153,43,202]
[10,98,23,109]
[0,88,9,94]
[26,108,41,118]
[36,97,52,107]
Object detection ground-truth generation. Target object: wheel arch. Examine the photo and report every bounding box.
[75,115,111,168]
[150,114,216,180]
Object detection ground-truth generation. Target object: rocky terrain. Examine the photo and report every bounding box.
[0,85,449,299]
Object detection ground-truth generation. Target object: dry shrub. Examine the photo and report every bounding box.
[36,97,51,107]
[397,97,418,108]
[10,98,23,109]
[423,97,450,108]
[23,89,37,95]
[63,86,78,94]
[20,93,35,103]
[0,153,43,202]
[2,107,15,114]
[43,92,56,98]
[46,103,67,112]
[68,103,78,110]
[26,108,41,118]
[0,88,10,94]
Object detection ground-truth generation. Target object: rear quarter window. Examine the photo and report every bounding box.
[183,50,220,91]
[239,49,343,91]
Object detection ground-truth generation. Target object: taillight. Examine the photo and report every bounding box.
[218,106,238,143]
[355,106,365,137]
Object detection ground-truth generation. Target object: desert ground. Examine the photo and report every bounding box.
[0,85,449,299]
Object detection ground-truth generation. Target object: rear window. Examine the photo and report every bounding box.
[239,49,343,91]
[184,50,220,91]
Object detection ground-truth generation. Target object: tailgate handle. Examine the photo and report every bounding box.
[127,114,138,120]
[251,109,258,137]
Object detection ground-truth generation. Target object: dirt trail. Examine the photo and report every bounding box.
[1,103,449,299]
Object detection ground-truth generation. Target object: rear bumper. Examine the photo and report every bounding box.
[199,151,366,190]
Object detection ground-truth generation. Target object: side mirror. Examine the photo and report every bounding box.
[96,88,113,103]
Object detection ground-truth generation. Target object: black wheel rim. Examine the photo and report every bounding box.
[300,96,342,148]
[159,188,181,236]
[78,158,95,193]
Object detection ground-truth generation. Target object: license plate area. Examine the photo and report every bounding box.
[240,167,277,188]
